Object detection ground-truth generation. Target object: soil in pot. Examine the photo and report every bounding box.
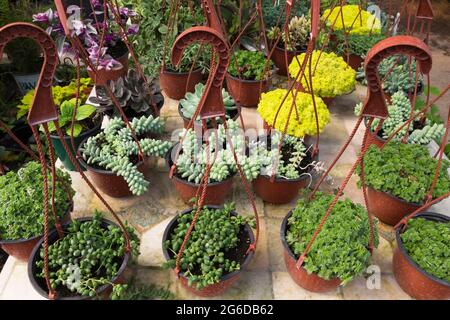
[50,117,102,172]
[159,68,203,100]
[28,216,133,300]
[166,144,234,205]
[393,213,450,300]
[162,206,254,297]
[225,73,272,108]
[252,135,316,204]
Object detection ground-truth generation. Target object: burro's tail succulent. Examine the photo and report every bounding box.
[79,115,172,196]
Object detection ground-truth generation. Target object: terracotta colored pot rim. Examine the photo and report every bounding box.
[177,103,240,124]
[367,186,424,207]
[165,144,236,187]
[78,137,146,175]
[27,217,130,300]
[162,205,255,282]
[161,67,203,76]
[395,212,450,287]
[49,116,103,140]
[226,71,276,83]
[274,43,306,54]
[0,205,73,245]
[280,210,342,284]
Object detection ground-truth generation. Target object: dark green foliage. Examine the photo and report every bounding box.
[163,203,255,290]
[228,50,273,80]
[359,142,450,203]
[331,30,386,57]
[36,211,140,298]
[262,0,309,29]
[286,191,378,285]
[0,161,74,240]
[414,85,444,126]
[401,218,450,282]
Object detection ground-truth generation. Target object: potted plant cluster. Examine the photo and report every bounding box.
[17,77,100,171]
[257,88,331,137]
[281,191,378,292]
[355,91,445,148]
[166,119,259,205]
[250,131,322,204]
[34,3,139,86]
[178,83,239,129]
[162,203,255,297]
[226,50,275,108]
[0,161,74,261]
[357,55,424,100]
[321,4,382,70]
[267,15,311,76]
[288,50,356,106]
[28,210,140,300]
[393,213,450,300]
[358,142,450,226]
[89,69,164,119]
[78,115,172,198]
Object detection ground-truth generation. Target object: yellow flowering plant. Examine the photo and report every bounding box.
[257,89,331,137]
[322,5,381,35]
[288,51,356,98]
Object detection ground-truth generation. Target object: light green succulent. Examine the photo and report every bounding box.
[179,83,237,121]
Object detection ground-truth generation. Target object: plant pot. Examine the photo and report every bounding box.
[251,135,317,204]
[271,45,299,76]
[363,117,385,149]
[159,68,203,100]
[50,119,102,171]
[178,103,241,129]
[12,72,40,95]
[28,217,130,300]
[366,187,422,226]
[225,73,272,108]
[295,82,334,108]
[87,50,129,86]
[162,206,255,297]
[165,144,234,205]
[280,211,341,292]
[0,209,72,262]
[345,53,364,71]
[78,142,149,198]
[393,212,450,300]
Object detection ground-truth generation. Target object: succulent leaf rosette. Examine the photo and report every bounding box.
[288,51,356,98]
[322,5,381,35]
[257,89,330,137]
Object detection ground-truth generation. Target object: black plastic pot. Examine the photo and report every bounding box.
[393,212,450,300]
[162,206,255,297]
[28,217,130,300]
[50,118,102,171]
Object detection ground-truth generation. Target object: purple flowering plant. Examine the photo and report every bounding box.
[33,2,139,71]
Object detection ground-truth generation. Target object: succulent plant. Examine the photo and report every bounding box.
[284,16,310,51]
[179,83,237,121]
[89,69,163,116]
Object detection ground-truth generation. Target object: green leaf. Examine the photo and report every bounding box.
[60,99,75,120]
[424,85,440,96]
[75,104,96,121]
[158,24,168,34]
[66,123,82,138]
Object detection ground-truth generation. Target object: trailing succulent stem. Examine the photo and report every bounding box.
[80,115,172,195]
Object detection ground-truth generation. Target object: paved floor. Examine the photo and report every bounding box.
[0,46,449,300]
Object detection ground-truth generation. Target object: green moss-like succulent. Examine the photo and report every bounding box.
[359,142,450,203]
[0,161,74,240]
[401,217,449,283]
[228,50,273,81]
[286,191,378,285]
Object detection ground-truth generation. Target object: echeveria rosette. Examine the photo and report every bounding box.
[286,191,378,285]
[0,162,74,241]
[322,5,381,35]
[289,50,356,98]
[358,142,450,204]
[257,89,330,137]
